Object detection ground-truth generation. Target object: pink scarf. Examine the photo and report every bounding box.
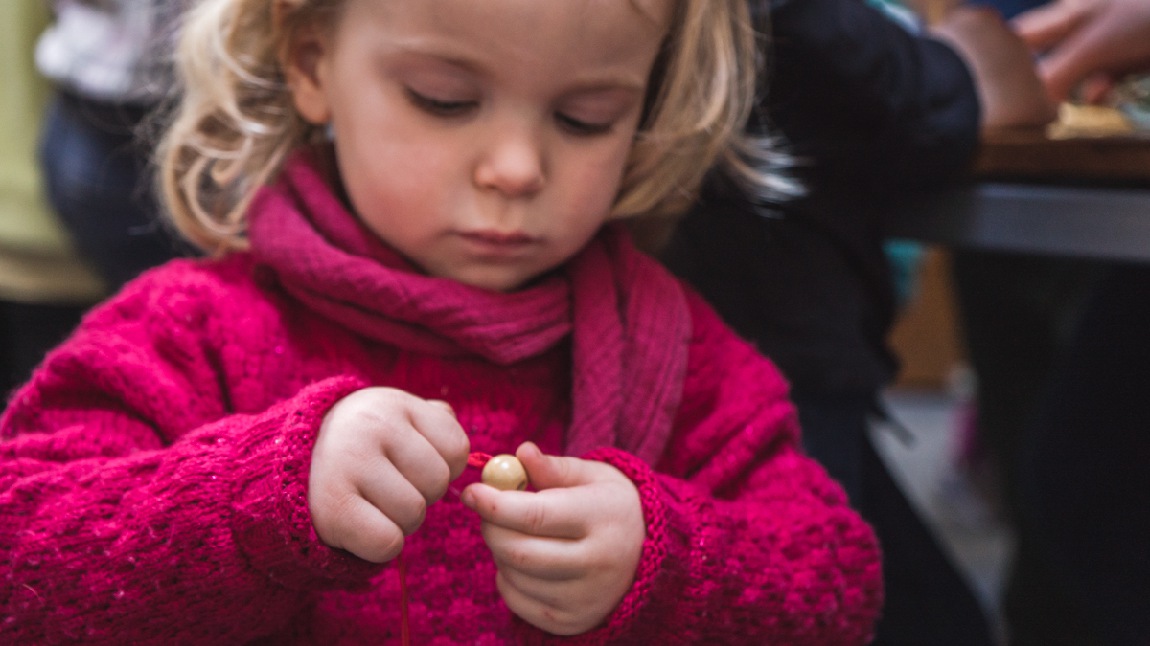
[247,149,690,463]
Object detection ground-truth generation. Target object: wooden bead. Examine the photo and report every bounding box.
[481,454,528,491]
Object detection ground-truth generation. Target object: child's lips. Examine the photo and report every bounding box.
[458,230,538,255]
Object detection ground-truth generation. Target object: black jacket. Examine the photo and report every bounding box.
[662,0,980,393]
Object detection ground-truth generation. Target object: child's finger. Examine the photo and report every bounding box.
[481,524,582,580]
[493,572,568,634]
[461,483,586,539]
[380,426,453,504]
[514,441,605,490]
[495,565,569,608]
[316,493,405,564]
[405,396,471,479]
[356,460,429,536]
[494,570,599,636]
[426,399,455,416]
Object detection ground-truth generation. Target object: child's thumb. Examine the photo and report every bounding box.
[515,441,596,491]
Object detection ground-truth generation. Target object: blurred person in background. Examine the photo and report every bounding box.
[35,0,190,293]
[0,1,192,401]
[665,0,1053,643]
[0,2,104,399]
[1010,2,1150,644]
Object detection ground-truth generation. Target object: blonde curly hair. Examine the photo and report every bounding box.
[158,0,795,254]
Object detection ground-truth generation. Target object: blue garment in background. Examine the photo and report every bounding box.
[973,0,1048,19]
[37,92,184,292]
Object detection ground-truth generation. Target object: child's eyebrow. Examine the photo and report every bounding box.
[563,76,648,95]
[390,40,649,94]
[391,41,484,75]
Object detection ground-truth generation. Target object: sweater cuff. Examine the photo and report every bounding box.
[229,375,382,590]
[546,447,695,643]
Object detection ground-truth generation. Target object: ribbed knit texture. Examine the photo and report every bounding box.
[0,157,882,644]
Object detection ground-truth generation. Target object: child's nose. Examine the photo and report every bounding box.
[473,129,545,198]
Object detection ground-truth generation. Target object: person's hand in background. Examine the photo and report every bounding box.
[931,5,1057,129]
[1013,0,1150,102]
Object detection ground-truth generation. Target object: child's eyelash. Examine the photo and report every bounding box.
[556,113,612,136]
[405,88,477,116]
[406,88,612,136]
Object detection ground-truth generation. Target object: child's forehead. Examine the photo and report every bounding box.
[338,0,674,33]
[335,0,674,67]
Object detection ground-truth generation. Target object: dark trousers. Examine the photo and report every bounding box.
[951,251,1102,522]
[794,389,995,646]
[37,91,184,293]
[1012,264,1150,646]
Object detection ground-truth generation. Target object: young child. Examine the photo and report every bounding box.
[0,0,882,643]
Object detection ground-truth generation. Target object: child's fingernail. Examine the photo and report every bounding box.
[460,488,475,509]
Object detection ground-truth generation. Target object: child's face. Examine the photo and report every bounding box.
[286,0,672,292]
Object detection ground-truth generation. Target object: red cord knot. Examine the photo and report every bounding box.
[467,452,494,468]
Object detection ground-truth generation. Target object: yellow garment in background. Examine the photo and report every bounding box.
[0,2,104,303]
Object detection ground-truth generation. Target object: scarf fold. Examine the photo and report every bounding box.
[247,149,690,464]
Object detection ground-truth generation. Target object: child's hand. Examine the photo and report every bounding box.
[309,387,470,563]
[461,442,645,636]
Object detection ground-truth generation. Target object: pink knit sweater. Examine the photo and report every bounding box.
[0,160,881,645]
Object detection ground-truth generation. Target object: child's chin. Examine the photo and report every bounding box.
[448,270,530,293]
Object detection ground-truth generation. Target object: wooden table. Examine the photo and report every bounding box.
[888,126,1150,262]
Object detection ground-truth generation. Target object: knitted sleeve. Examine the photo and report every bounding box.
[518,288,883,645]
[0,262,381,644]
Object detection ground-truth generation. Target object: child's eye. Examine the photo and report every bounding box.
[556,113,613,136]
[405,88,477,117]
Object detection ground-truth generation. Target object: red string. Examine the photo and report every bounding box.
[398,550,410,646]
[396,451,494,645]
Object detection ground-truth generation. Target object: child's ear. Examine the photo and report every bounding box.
[277,4,333,125]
